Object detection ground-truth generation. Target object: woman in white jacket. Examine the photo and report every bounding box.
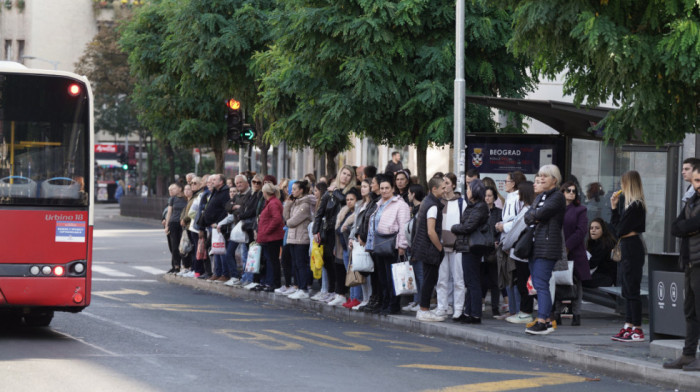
[495,171,527,318]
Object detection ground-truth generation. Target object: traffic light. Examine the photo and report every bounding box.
[226,98,242,143]
[117,152,128,170]
[240,124,256,142]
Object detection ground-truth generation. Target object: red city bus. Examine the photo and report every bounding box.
[0,62,93,327]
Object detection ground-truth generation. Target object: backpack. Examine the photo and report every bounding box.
[403,216,416,248]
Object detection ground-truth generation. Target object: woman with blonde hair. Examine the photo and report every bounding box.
[610,170,647,342]
[257,183,284,292]
[312,165,357,303]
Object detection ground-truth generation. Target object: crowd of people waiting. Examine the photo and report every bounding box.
[162,152,670,340]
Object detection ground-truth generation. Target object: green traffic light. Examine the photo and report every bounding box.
[122,164,129,170]
[241,129,255,140]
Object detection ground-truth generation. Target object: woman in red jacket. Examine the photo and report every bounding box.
[257,183,285,292]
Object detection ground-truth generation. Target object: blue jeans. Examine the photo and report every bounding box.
[411,259,424,304]
[214,254,227,277]
[506,285,520,315]
[344,250,362,300]
[239,243,253,283]
[529,257,556,320]
[224,241,241,279]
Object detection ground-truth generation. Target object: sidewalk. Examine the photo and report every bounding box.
[163,274,700,391]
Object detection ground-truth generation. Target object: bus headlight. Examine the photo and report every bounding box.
[73,263,85,274]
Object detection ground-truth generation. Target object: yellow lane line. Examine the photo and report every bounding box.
[264,329,372,351]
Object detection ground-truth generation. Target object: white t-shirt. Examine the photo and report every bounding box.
[427,206,438,220]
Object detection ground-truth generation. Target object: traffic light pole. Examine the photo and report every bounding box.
[454,0,466,196]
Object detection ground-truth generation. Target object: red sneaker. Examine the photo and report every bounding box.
[611,327,632,342]
[342,298,354,308]
[617,327,645,342]
[348,299,361,308]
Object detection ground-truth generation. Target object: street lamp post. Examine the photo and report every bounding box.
[20,55,60,70]
[454,0,466,195]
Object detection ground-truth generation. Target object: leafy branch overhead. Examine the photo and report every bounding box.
[502,0,700,144]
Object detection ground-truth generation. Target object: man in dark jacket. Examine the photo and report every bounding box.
[413,175,446,322]
[200,174,230,281]
[384,151,403,174]
[665,165,700,370]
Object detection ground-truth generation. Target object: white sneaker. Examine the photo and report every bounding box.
[323,292,336,303]
[353,300,369,310]
[328,295,346,306]
[274,285,289,295]
[244,282,259,290]
[410,303,421,312]
[224,277,240,287]
[402,302,418,311]
[506,312,534,324]
[416,310,446,322]
[310,291,327,301]
[433,308,450,318]
[176,269,189,277]
[284,288,298,297]
[447,305,454,314]
[288,290,309,300]
[184,271,196,278]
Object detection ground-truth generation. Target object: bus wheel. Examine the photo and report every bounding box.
[24,311,54,327]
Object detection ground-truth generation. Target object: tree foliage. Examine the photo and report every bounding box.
[502,0,700,144]
[75,21,139,137]
[255,0,533,179]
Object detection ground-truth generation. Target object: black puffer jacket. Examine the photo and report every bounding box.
[412,193,444,265]
[451,200,489,253]
[525,187,565,260]
[312,189,347,241]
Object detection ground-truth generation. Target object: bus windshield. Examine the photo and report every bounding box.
[0,72,89,206]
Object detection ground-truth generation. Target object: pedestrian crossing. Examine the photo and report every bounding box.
[91,263,167,281]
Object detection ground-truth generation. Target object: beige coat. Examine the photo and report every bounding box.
[283,194,315,245]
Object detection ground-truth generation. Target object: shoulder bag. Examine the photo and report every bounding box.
[345,262,365,287]
[610,239,622,262]
[372,232,397,258]
[513,226,534,259]
[467,222,495,251]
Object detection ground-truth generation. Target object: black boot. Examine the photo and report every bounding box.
[361,296,379,313]
[571,314,581,326]
[663,355,695,369]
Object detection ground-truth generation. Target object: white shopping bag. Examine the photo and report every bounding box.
[209,230,226,255]
[351,242,374,272]
[391,261,417,296]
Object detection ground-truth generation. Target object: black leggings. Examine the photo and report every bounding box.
[620,235,645,326]
[167,222,183,270]
[281,244,293,287]
[335,259,347,296]
[515,260,534,314]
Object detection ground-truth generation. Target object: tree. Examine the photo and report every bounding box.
[255,0,533,182]
[502,0,700,144]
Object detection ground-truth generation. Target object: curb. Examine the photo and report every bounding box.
[163,274,700,391]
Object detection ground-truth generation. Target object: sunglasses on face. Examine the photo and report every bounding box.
[252,180,262,185]
[564,188,576,194]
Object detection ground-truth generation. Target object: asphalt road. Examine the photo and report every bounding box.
[0,205,671,392]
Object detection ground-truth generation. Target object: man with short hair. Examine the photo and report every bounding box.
[200,174,231,282]
[412,175,447,322]
[364,165,378,180]
[220,174,253,286]
[682,158,700,206]
[384,151,403,174]
[466,168,480,184]
[666,165,700,371]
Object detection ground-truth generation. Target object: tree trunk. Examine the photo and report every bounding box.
[164,141,175,184]
[213,136,224,174]
[255,116,269,175]
[416,141,428,189]
[325,148,338,177]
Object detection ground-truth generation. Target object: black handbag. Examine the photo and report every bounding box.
[467,222,495,251]
[513,226,534,259]
[371,232,397,258]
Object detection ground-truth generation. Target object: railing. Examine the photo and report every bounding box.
[119,195,168,220]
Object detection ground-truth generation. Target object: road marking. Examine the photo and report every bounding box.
[53,330,119,356]
[92,265,135,277]
[264,329,372,351]
[399,364,587,392]
[131,303,260,316]
[132,266,167,275]
[93,278,158,282]
[93,288,149,302]
[344,332,441,352]
[223,316,321,322]
[82,312,165,339]
[216,330,303,350]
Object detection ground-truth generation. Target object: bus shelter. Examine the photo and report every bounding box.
[466,96,684,340]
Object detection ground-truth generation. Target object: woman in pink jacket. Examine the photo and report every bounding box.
[366,173,411,315]
[257,183,285,292]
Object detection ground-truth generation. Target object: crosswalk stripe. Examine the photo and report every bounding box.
[92,265,135,277]
[132,266,167,275]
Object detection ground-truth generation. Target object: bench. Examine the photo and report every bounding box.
[583,285,649,315]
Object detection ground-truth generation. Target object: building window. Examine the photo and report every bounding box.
[4,40,12,61]
[17,40,24,62]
